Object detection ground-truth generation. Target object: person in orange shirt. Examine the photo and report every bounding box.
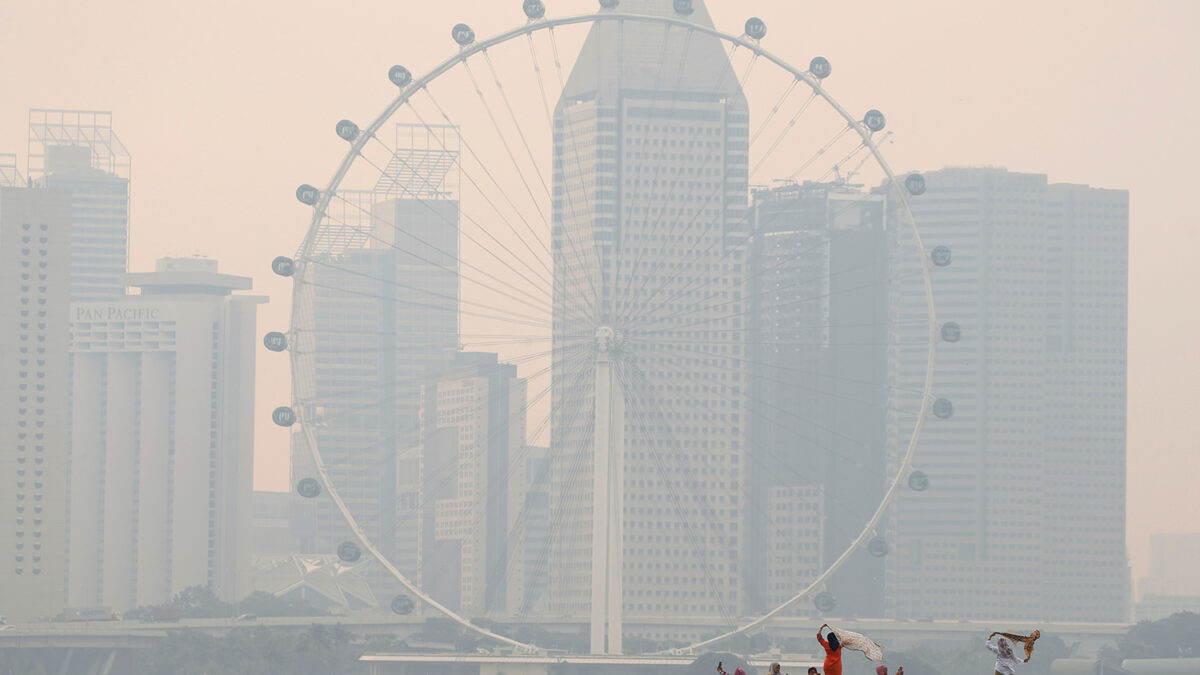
[817,624,842,675]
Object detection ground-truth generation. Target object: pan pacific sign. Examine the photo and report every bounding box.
[71,303,174,323]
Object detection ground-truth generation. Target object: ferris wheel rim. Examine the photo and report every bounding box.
[285,6,938,655]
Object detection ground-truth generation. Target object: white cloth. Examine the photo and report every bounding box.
[986,639,1021,675]
[829,626,884,662]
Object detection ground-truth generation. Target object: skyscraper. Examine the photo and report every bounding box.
[67,257,265,608]
[549,0,750,619]
[0,185,72,622]
[419,352,527,615]
[746,183,888,617]
[291,127,460,576]
[884,167,1129,621]
[28,109,130,301]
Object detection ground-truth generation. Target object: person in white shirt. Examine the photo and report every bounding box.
[986,636,1021,675]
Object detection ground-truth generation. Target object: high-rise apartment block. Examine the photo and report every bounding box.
[884,167,1129,621]
[746,183,888,617]
[67,257,264,608]
[419,353,528,615]
[0,185,72,621]
[764,485,825,614]
[28,110,130,301]
[550,0,749,617]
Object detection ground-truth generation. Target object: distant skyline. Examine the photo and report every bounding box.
[2,0,1196,586]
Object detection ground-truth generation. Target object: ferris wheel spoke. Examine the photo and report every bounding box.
[523,31,605,323]
[638,338,923,427]
[298,274,548,330]
[406,95,554,273]
[843,131,892,183]
[635,251,904,332]
[627,191,908,330]
[786,124,853,183]
[748,90,819,178]
[526,33,556,129]
[301,254,550,325]
[295,346,564,420]
[347,152,554,304]
[319,190,553,313]
[609,24,701,319]
[464,366,598,614]
[611,32,754,320]
[625,333,927,398]
[482,48,554,202]
[617,361,741,624]
[749,79,800,148]
[625,120,856,326]
[531,366,604,613]
[624,346,893,482]
[362,131,555,289]
[462,59,553,224]
[617,94,834,325]
[632,256,926,336]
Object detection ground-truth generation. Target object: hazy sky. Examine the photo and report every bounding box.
[2,0,1197,584]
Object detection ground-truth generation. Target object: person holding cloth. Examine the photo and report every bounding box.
[986,636,1022,675]
[817,624,842,675]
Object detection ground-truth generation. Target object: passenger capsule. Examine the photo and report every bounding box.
[338,541,362,563]
[745,17,767,40]
[905,173,927,196]
[814,591,836,613]
[930,245,952,267]
[272,406,297,427]
[673,0,694,15]
[932,398,953,419]
[296,184,320,206]
[272,256,296,277]
[908,471,930,492]
[452,23,476,46]
[868,537,889,557]
[336,120,360,142]
[863,109,886,133]
[391,594,415,615]
[388,65,413,88]
[599,0,619,7]
[809,57,832,80]
[263,332,288,352]
[296,477,321,499]
[523,0,546,19]
[941,322,962,343]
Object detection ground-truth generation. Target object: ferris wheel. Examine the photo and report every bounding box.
[268,0,946,656]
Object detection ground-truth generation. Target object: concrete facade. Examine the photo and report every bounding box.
[0,186,72,621]
[67,257,264,609]
[884,168,1129,621]
[549,0,750,618]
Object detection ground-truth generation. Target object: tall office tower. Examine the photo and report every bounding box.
[292,126,460,575]
[517,445,551,614]
[419,353,527,615]
[764,486,824,613]
[746,183,888,617]
[549,0,750,618]
[28,110,131,301]
[0,185,72,622]
[1040,180,1130,619]
[884,167,1129,621]
[1140,533,1200,598]
[67,257,264,608]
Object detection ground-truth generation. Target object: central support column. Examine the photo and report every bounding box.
[591,326,624,655]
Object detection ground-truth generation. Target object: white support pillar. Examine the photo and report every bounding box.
[591,326,624,655]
